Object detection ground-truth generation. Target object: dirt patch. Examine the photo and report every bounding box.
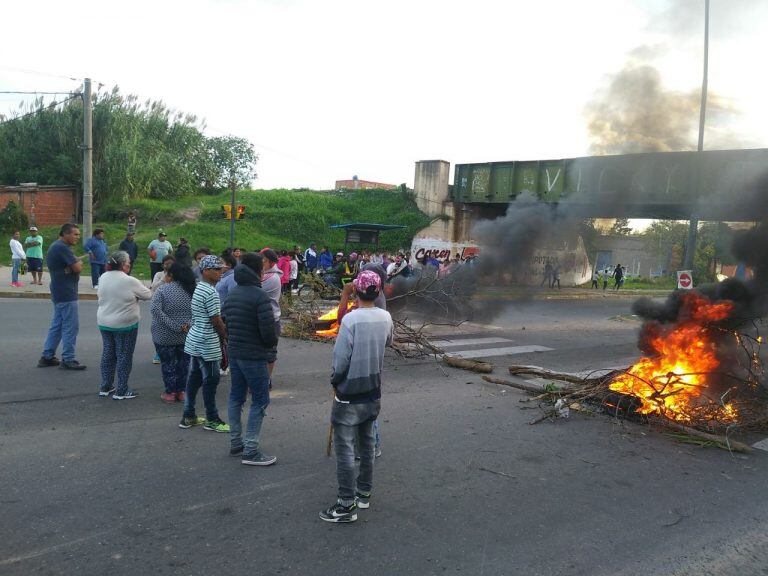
[180,207,201,221]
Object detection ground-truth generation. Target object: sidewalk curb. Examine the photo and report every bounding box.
[0,291,98,301]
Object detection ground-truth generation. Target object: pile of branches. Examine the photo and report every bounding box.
[489,359,768,454]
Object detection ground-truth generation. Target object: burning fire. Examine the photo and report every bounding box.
[315,303,355,338]
[609,292,739,423]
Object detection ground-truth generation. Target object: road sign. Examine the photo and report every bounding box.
[677,270,693,289]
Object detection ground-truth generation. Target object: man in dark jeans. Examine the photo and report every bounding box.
[39,223,87,370]
[223,252,279,465]
[320,271,393,523]
[84,228,108,288]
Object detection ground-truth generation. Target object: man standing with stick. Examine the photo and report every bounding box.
[319,271,392,523]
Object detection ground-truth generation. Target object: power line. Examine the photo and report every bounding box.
[0,65,79,82]
[0,91,76,95]
[0,94,81,124]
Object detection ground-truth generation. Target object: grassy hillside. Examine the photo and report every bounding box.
[4,188,432,280]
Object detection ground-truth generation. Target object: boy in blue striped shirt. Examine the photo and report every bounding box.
[180,255,230,433]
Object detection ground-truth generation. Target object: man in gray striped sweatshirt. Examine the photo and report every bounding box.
[320,271,393,523]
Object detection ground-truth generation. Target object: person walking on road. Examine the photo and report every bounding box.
[24,226,44,285]
[613,264,625,290]
[180,255,230,432]
[602,268,610,290]
[540,261,553,288]
[148,231,173,279]
[591,269,599,289]
[151,262,195,404]
[84,228,108,289]
[96,251,152,399]
[39,223,86,370]
[223,253,279,465]
[9,230,26,287]
[320,270,393,523]
[119,232,138,275]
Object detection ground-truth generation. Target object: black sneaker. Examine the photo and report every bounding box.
[60,360,86,371]
[355,492,371,509]
[242,451,277,466]
[230,445,244,456]
[319,501,357,523]
[37,356,60,367]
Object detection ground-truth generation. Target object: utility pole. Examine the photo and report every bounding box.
[229,179,237,248]
[683,0,709,271]
[82,78,93,241]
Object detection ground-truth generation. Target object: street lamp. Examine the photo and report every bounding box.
[683,0,710,271]
[229,179,237,249]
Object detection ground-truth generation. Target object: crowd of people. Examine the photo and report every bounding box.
[16,221,394,523]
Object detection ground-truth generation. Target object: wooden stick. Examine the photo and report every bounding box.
[443,355,493,373]
[662,421,753,454]
[508,364,621,386]
[326,389,334,457]
[482,375,571,395]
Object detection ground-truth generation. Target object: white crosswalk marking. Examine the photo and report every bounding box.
[434,337,514,348]
[450,345,554,359]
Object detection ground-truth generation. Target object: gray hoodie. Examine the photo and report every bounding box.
[262,264,283,322]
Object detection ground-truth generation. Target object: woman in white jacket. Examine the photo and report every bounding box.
[97,251,152,399]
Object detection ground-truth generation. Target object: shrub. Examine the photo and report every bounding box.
[0,201,29,235]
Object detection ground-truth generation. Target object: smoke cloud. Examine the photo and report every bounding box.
[585,63,743,156]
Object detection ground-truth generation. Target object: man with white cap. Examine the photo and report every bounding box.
[24,226,44,285]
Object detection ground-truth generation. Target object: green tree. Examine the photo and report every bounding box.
[0,88,257,204]
[202,136,259,189]
[609,218,632,235]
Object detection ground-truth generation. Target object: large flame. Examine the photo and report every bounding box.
[315,303,355,338]
[609,292,738,423]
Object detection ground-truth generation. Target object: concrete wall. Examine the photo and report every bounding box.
[593,235,660,277]
[0,185,78,227]
[414,160,450,217]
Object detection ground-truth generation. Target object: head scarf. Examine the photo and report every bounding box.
[199,255,223,271]
[353,270,382,294]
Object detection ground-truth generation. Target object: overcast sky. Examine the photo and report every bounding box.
[1,0,767,190]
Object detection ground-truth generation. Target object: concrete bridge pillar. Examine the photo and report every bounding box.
[414,160,451,218]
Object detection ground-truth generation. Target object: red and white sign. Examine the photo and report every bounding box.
[677,270,693,289]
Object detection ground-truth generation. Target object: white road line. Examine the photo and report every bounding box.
[751,438,768,452]
[433,337,514,348]
[450,345,554,359]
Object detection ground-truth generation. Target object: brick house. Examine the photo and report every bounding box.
[0,184,78,227]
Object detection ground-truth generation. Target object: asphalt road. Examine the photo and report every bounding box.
[1,297,768,576]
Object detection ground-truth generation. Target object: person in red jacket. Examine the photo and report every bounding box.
[277,250,292,294]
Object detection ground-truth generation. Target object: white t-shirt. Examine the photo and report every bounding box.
[289,260,298,281]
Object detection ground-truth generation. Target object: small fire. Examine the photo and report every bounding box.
[609,292,738,423]
[315,303,355,338]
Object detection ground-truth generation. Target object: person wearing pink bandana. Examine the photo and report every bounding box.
[320,270,393,523]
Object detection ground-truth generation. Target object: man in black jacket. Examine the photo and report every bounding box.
[222,252,279,466]
[118,232,138,275]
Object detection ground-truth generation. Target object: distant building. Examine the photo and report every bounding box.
[593,235,661,278]
[335,175,397,190]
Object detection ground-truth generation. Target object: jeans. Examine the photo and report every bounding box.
[42,301,79,362]
[91,263,106,288]
[11,258,21,283]
[184,356,220,420]
[334,419,376,506]
[228,358,270,454]
[150,262,163,278]
[155,343,189,394]
[100,328,139,395]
